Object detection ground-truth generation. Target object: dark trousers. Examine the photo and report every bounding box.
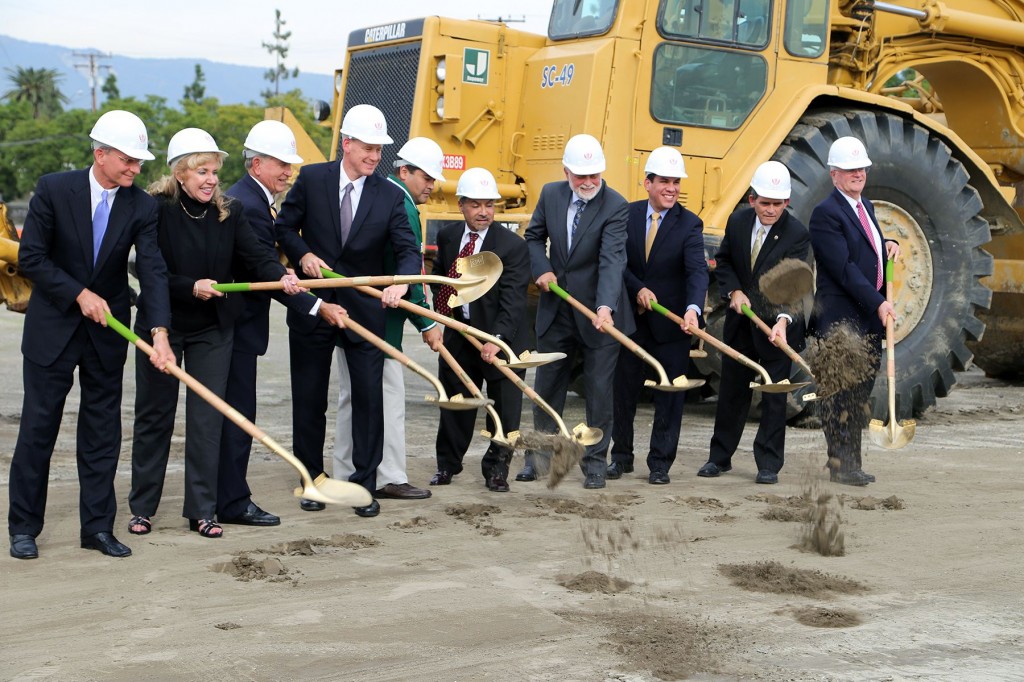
[8,324,123,538]
[289,323,384,494]
[610,324,689,473]
[708,323,792,473]
[129,325,232,520]
[531,304,618,475]
[434,333,524,481]
[822,340,881,473]
[217,348,258,518]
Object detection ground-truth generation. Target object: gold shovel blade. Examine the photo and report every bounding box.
[869,418,916,449]
[425,394,494,411]
[293,477,373,506]
[571,423,604,446]
[644,376,706,392]
[496,350,567,369]
[749,380,812,394]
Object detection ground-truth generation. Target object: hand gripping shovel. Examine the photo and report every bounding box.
[319,267,566,370]
[338,314,492,412]
[869,260,916,449]
[649,302,808,394]
[105,313,371,507]
[435,343,517,447]
[547,283,705,392]
[740,304,822,401]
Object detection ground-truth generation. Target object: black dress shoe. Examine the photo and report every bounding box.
[649,471,671,485]
[10,534,38,560]
[697,462,731,478]
[583,473,606,489]
[220,502,281,526]
[430,470,454,486]
[515,463,538,482]
[300,499,326,512]
[606,461,634,480]
[354,499,381,517]
[81,531,131,558]
[755,470,779,484]
[831,470,872,486]
[486,475,510,492]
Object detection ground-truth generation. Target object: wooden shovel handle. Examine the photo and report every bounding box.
[740,304,814,376]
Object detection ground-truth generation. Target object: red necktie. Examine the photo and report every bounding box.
[856,202,882,289]
[435,232,478,316]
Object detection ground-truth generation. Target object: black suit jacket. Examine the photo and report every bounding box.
[225,174,315,355]
[18,168,170,371]
[809,188,893,337]
[431,222,531,380]
[275,161,420,339]
[715,206,809,355]
[622,200,709,345]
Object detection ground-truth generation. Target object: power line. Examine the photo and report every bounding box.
[72,50,112,112]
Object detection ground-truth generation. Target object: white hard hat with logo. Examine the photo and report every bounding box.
[750,160,791,199]
[394,137,446,182]
[244,120,303,164]
[166,128,228,167]
[562,134,606,175]
[456,167,501,199]
[89,110,156,161]
[340,104,394,145]
[827,136,872,170]
[645,146,687,178]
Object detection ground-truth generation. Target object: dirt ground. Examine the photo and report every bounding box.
[1,305,1023,681]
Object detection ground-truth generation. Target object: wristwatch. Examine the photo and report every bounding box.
[150,326,169,337]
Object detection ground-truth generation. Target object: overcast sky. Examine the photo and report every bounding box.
[2,1,554,74]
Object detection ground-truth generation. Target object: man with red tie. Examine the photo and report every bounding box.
[809,136,901,486]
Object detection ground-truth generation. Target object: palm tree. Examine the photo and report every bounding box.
[3,66,70,118]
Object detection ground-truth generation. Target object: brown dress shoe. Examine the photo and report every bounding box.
[375,483,432,499]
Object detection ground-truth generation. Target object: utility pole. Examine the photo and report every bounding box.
[72,50,113,112]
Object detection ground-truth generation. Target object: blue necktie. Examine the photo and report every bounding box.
[571,199,585,238]
[93,190,110,264]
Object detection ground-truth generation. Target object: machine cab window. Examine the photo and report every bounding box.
[549,0,619,39]
[660,0,771,48]
[783,0,828,57]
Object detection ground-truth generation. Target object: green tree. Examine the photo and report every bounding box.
[182,64,206,104]
[262,9,300,100]
[101,73,120,101]
[2,66,70,119]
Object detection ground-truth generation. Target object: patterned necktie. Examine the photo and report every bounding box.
[93,190,109,264]
[434,232,479,317]
[269,203,278,220]
[339,183,353,245]
[569,199,586,249]
[645,212,659,261]
[750,224,765,271]
[856,202,883,289]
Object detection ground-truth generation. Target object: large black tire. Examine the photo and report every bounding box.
[776,108,993,419]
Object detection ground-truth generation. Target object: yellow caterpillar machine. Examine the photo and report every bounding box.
[0,200,30,312]
[308,0,1024,419]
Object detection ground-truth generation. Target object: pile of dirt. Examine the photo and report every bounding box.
[527,496,623,520]
[704,513,738,524]
[792,606,864,628]
[718,560,866,598]
[669,496,725,510]
[557,570,632,594]
[388,516,437,532]
[760,506,808,522]
[445,503,503,535]
[516,430,585,489]
[264,534,380,555]
[749,493,812,522]
[210,554,292,583]
[759,258,814,305]
[600,611,722,680]
[845,495,906,511]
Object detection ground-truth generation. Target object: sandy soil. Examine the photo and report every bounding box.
[1,305,1023,681]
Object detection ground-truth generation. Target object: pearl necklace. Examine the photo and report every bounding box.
[179,200,209,220]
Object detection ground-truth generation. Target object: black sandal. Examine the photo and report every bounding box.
[128,515,152,535]
[189,519,223,538]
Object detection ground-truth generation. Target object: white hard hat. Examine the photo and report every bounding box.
[244,120,303,164]
[340,104,393,145]
[166,128,228,167]
[750,160,791,199]
[394,137,446,182]
[827,136,872,170]
[562,134,606,175]
[89,110,155,161]
[644,146,687,178]
[456,167,501,200]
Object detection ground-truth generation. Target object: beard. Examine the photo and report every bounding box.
[576,179,603,201]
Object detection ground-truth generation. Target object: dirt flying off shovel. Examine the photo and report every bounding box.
[869,260,916,449]
[104,313,372,507]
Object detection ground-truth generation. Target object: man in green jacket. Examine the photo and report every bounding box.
[333,138,445,500]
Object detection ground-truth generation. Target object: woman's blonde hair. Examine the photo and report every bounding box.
[148,152,231,222]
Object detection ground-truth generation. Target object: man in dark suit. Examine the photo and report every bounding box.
[218,120,321,527]
[275,104,420,517]
[520,134,633,489]
[427,168,531,492]
[609,147,708,485]
[697,161,809,484]
[8,110,175,560]
[810,136,900,486]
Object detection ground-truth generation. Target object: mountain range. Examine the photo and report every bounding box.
[0,34,335,110]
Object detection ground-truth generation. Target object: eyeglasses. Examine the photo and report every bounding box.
[111,152,144,168]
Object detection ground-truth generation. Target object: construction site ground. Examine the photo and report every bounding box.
[1,305,1022,681]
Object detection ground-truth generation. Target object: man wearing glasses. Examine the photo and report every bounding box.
[8,110,176,560]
